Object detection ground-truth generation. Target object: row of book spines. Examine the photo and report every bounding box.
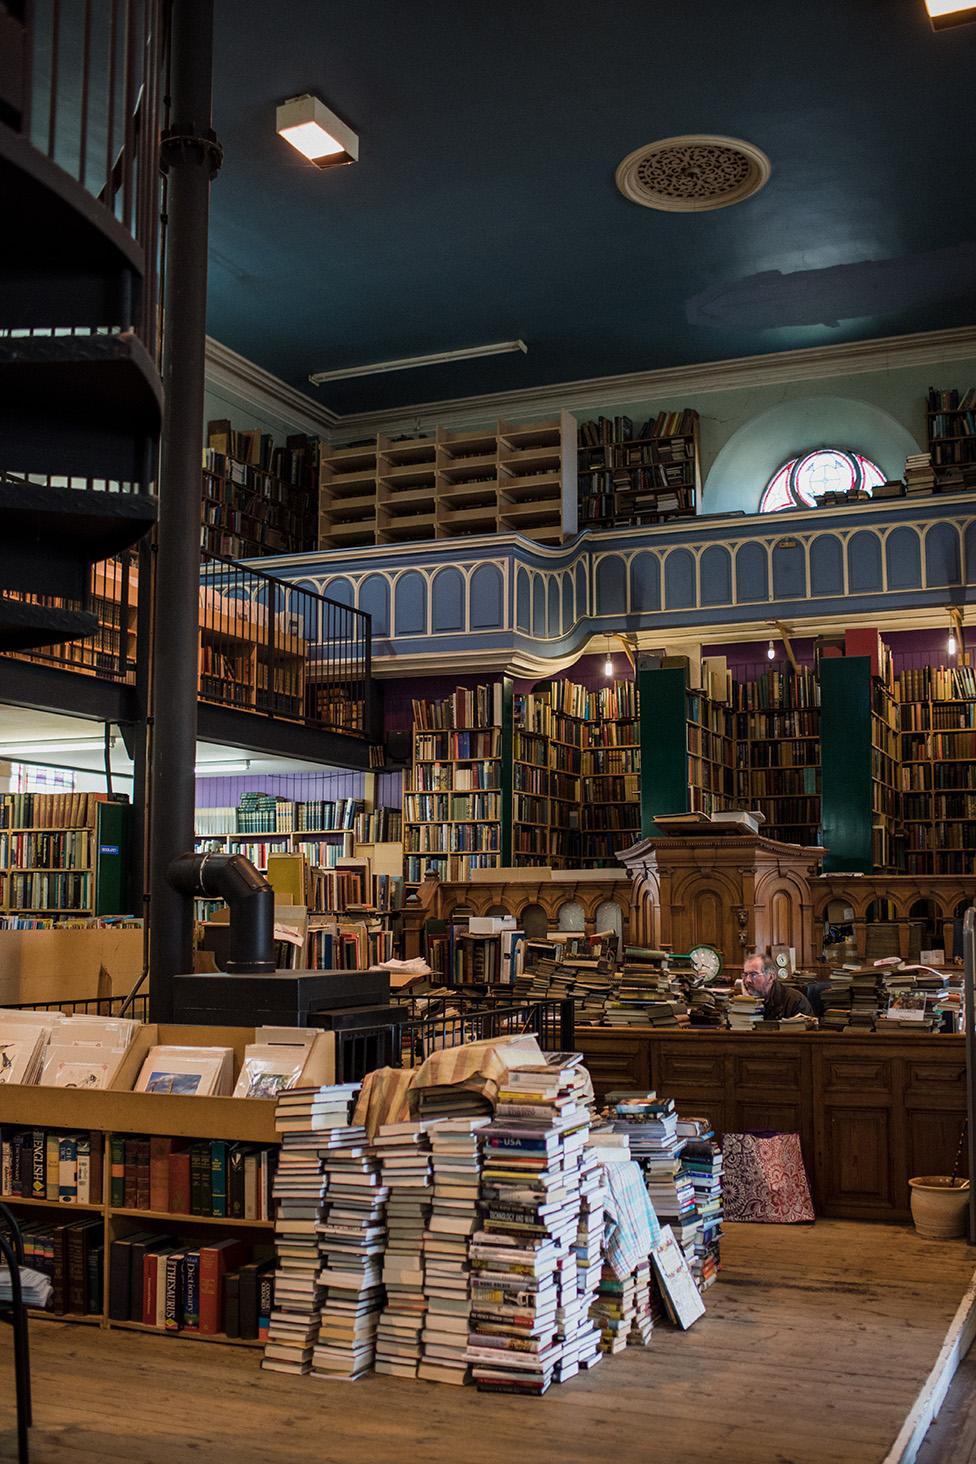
[577,409,698,446]
[927,387,976,413]
[0,831,92,869]
[234,799,363,833]
[108,1136,275,1220]
[0,791,108,830]
[206,421,319,476]
[895,666,976,701]
[109,1233,271,1337]
[20,1217,102,1315]
[411,685,503,730]
[1,1129,103,1204]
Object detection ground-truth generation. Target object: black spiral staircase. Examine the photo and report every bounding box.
[0,0,162,659]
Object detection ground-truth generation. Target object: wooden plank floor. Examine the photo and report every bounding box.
[917,1347,976,1462]
[0,1220,973,1464]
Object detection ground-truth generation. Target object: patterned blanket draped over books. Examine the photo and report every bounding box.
[722,1132,815,1224]
[603,1161,661,1279]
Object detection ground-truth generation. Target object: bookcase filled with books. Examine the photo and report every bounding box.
[820,650,899,874]
[926,387,976,493]
[0,793,131,920]
[202,420,318,559]
[512,691,554,868]
[0,1027,285,1346]
[403,684,505,884]
[580,679,641,867]
[577,410,700,529]
[529,679,585,869]
[636,663,736,837]
[319,414,577,550]
[896,661,976,875]
[733,669,821,845]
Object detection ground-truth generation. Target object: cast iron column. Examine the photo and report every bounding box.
[148,0,221,1018]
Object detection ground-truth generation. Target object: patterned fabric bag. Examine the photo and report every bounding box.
[722,1131,815,1223]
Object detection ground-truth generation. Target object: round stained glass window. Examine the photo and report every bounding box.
[759,449,885,513]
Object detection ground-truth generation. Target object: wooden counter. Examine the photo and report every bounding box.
[577,1026,968,1222]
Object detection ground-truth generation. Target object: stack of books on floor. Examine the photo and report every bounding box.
[374,1121,433,1378]
[573,1143,606,1371]
[419,1118,488,1385]
[612,1095,702,1275]
[467,1057,597,1394]
[591,1256,653,1353]
[264,1084,359,1375]
[677,1117,724,1290]
[311,1102,388,1381]
[727,991,764,1030]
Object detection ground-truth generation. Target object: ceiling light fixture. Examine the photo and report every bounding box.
[926,0,976,29]
[604,639,614,679]
[0,736,117,757]
[276,94,358,168]
[309,340,528,385]
[194,759,252,776]
[767,639,776,661]
[948,608,965,659]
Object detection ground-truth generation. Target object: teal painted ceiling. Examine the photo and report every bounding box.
[208,0,976,416]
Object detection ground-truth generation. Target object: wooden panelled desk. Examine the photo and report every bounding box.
[576,1028,967,1222]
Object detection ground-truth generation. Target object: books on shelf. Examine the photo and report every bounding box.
[1,1125,104,1205]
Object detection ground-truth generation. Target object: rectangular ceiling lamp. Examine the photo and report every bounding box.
[276,94,358,168]
[309,340,528,384]
[926,0,976,28]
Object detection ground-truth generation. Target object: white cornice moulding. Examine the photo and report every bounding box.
[327,324,976,440]
[206,324,976,446]
[205,337,340,436]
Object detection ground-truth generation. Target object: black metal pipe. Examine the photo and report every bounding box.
[147,0,221,1020]
[167,852,275,974]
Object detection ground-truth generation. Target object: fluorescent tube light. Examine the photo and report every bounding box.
[309,340,528,384]
[276,94,358,168]
[0,736,116,756]
[926,0,976,27]
[194,759,251,776]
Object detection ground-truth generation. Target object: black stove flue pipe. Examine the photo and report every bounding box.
[167,852,276,974]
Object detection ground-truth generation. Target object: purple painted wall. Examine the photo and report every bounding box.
[195,769,402,810]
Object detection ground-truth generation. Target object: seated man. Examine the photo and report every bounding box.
[741,954,814,1020]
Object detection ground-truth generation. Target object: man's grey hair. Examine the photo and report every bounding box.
[761,958,779,980]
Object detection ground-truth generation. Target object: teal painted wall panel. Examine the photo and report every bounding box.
[821,657,872,873]
[639,665,689,836]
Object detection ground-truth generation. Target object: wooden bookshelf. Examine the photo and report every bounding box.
[202,423,318,559]
[198,591,306,721]
[0,796,130,920]
[925,388,976,492]
[403,684,505,883]
[580,680,641,867]
[319,414,578,549]
[896,663,976,875]
[733,670,822,844]
[0,1029,280,1347]
[578,410,700,528]
[821,655,898,874]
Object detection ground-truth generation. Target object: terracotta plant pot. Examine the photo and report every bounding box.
[909,1176,971,1239]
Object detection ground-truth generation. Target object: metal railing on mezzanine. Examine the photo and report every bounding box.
[1,549,373,740]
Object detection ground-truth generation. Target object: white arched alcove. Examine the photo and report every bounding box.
[703,394,921,516]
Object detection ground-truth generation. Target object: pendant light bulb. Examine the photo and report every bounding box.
[948,629,958,657]
[767,638,775,661]
[604,653,613,678]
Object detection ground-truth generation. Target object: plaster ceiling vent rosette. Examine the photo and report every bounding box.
[615,135,771,213]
